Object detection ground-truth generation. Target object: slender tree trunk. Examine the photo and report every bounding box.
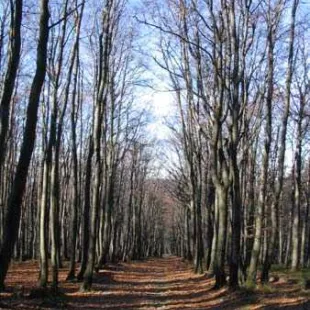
[77,136,93,281]
[39,159,49,287]
[0,0,49,291]
[67,0,84,280]
[271,0,298,271]
[213,186,228,288]
[248,30,273,282]
[291,94,304,271]
[0,0,23,170]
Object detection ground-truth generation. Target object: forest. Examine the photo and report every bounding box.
[1,0,310,309]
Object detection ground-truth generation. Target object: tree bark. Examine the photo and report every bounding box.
[0,0,23,171]
[0,0,49,291]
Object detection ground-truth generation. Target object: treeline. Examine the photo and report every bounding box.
[0,0,166,291]
[146,0,310,289]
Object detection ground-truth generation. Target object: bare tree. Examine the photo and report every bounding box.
[0,0,49,291]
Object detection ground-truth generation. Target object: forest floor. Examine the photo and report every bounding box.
[0,256,310,309]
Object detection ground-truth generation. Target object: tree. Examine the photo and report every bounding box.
[0,0,22,171]
[0,0,50,291]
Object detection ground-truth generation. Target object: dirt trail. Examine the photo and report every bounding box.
[67,256,222,309]
[1,256,310,309]
[65,256,310,309]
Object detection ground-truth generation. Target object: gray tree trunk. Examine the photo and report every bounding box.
[0,0,49,291]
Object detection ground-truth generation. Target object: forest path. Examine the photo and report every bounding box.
[2,256,310,309]
[67,256,222,309]
[65,256,309,309]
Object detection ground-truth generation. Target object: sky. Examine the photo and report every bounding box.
[137,85,177,178]
[147,91,175,140]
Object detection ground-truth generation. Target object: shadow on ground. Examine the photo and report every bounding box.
[1,257,310,309]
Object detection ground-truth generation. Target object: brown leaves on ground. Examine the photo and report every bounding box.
[0,256,310,309]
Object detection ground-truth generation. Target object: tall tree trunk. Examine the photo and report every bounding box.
[0,0,49,291]
[291,88,305,271]
[271,0,298,270]
[213,186,228,288]
[248,22,273,283]
[81,105,101,290]
[66,0,84,280]
[77,136,93,281]
[39,159,49,287]
[0,0,23,171]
